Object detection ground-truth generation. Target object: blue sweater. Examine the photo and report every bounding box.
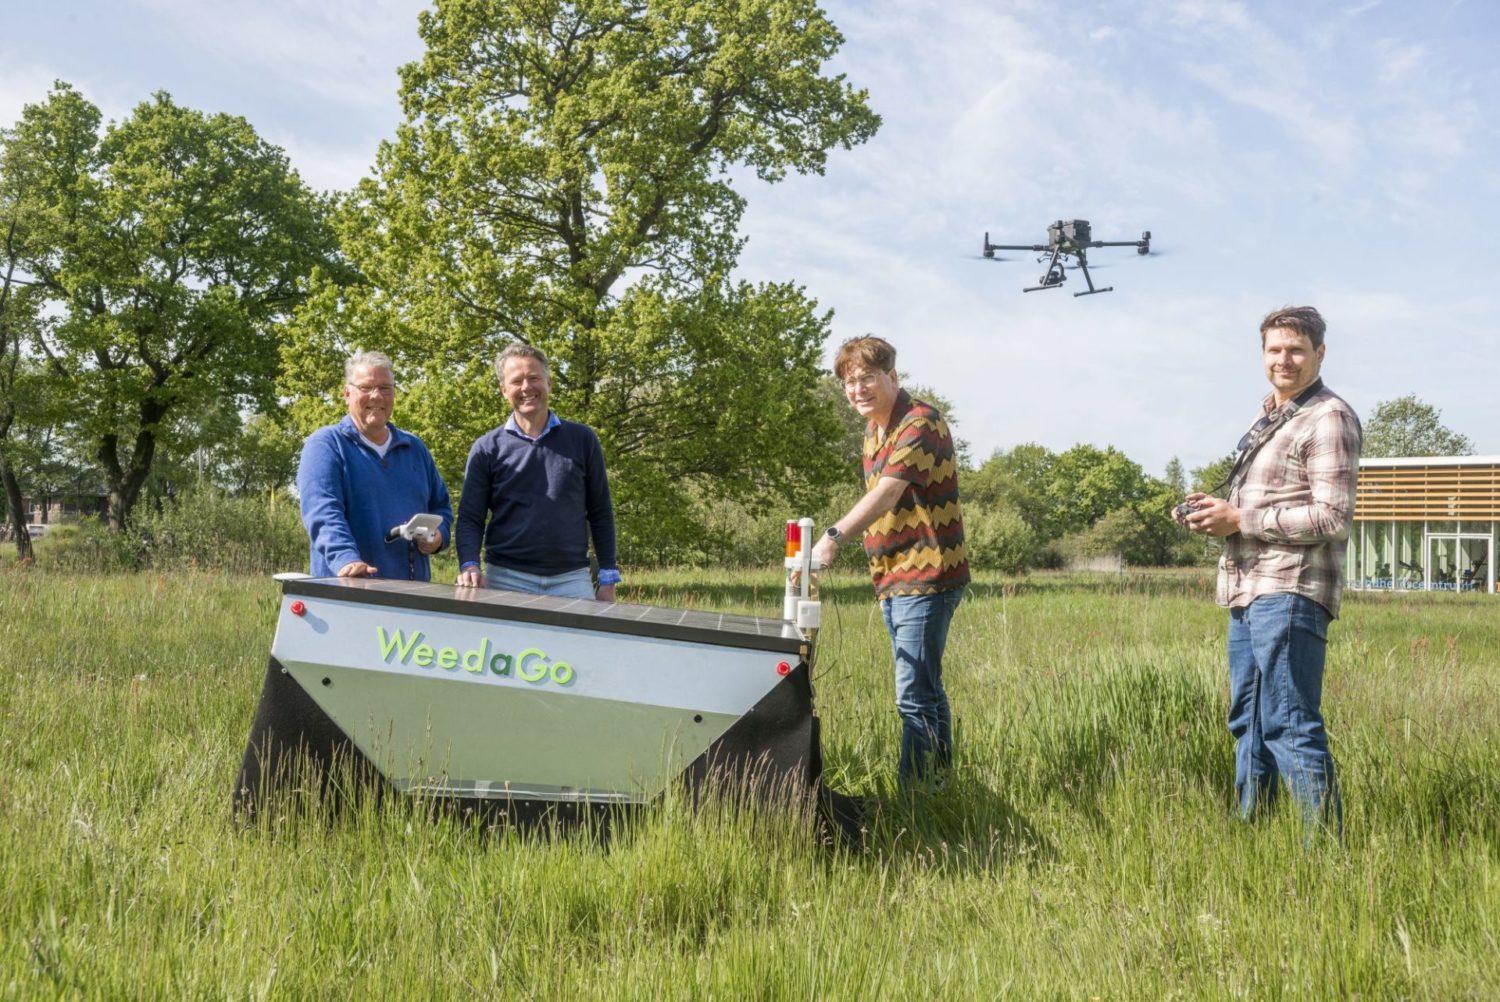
[455,416,617,576]
[297,416,454,580]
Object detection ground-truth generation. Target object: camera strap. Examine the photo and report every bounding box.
[1210,378,1324,498]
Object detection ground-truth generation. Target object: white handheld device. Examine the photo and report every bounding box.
[386,513,443,545]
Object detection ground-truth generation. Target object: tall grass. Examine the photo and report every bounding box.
[1,566,1496,998]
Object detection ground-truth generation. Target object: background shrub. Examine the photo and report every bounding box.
[38,488,306,575]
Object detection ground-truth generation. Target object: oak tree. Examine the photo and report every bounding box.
[12,84,336,530]
[284,0,880,551]
[1363,394,1474,458]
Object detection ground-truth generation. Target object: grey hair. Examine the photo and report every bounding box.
[345,350,395,383]
[494,343,549,383]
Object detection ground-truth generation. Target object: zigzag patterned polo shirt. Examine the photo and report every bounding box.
[861,389,970,599]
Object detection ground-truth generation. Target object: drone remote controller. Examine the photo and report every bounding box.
[1173,500,1208,520]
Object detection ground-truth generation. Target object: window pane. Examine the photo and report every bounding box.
[1396,523,1424,590]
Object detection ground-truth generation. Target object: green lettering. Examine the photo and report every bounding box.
[489,652,513,676]
[461,638,489,674]
[377,627,423,663]
[551,661,574,686]
[438,646,458,670]
[413,644,434,668]
[517,647,547,682]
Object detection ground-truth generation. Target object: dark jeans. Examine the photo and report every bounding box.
[1227,593,1342,832]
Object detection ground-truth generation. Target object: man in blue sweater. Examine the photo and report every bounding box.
[297,351,453,580]
[455,345,620,601]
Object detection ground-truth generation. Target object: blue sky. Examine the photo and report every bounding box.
[5,1,1496,476]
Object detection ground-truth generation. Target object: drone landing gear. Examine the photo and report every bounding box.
[1024,248,1068,293]
[1069,251,1112,297]
[1022,249,1114,296]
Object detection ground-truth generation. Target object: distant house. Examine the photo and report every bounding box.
[1349,456,1499,595]
[23,490,108,527]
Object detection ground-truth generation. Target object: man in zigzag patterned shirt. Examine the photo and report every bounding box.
[813,336,969,789]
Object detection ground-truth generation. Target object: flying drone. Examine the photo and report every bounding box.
[982,219,1152,297]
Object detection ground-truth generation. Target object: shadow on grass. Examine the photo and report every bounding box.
[860,774,1053,875]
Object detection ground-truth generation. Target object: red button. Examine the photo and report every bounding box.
[290,601,307,616]
[776,661,791,676]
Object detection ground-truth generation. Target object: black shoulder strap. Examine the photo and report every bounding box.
[1223,378,1325,495]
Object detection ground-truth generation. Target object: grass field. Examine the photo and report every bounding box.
[2,566,1497,999]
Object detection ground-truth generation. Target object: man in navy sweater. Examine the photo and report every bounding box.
[297,351,453,580]
[455,345,620,601]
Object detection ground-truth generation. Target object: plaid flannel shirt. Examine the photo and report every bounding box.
[1218,383,1362,617]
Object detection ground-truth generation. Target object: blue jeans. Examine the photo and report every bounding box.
[1227,593,1342,831]
[881,588,964,785]
[484,564,594,599]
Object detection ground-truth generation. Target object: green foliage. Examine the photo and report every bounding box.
[37,487,305,574]
[5,83,338,530]
[28,518,142,571]
[961,503,1037,574]
[633,479,864,568]
[966,442,1058,538]
[969,442,1159,548]
[1047,444,1154,537]
[1191,452,1235,495]
[282,0,879,552]
[201,412,304,495]
[1056,483,1193,568]
[3,569,1499,996]
[1163,455,1187,495]
[0,105,65,559]
[1363,393,1475,458]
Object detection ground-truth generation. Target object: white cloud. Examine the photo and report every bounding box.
[131,0,426,113]
[1373,40,1428,86]
[8,0,1497,468]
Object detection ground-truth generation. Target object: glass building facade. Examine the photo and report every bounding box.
[1348,457,1499,595]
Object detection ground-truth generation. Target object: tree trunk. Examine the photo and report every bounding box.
[99,403,163,532]
[0,457,32,561]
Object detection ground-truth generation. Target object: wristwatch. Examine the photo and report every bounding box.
[825,526,843,545]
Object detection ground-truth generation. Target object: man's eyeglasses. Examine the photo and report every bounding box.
[348,383,395,396]
[842,373,885,392]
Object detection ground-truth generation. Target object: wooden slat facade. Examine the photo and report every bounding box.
[1354,458,1500,520]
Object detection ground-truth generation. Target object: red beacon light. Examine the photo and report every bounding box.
[785,520,801,558]
[290,600,307,617]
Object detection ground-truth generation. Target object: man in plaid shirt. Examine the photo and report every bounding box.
[1174,306,1361,832]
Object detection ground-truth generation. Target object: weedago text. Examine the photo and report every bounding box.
[375,627,575,686]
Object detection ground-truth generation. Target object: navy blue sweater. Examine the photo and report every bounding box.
[455,417,617,575]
